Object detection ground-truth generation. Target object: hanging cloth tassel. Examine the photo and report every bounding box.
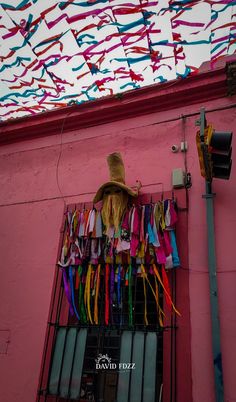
[153,264,180,316]
[62,268,74,316]
[84,264,93,324]
[78,266,87,324]
[140,264,165,320]
[128,264,133,326]
[105,264,110,325]
[110,265,115,325]
[154,276,164,327]
[94,264,101,325]
[75,266,80,290]
[117,264,122,325]
[69,266,80,321]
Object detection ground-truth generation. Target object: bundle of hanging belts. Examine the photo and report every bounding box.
[58,200,180,326]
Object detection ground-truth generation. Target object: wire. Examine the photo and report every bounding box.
[179,267,236,274]
[55,111,75,208]
[181,115,188,173]
[0,181,170,207]
[55,115,68,208]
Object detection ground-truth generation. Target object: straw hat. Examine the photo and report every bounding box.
[93,152,138,203]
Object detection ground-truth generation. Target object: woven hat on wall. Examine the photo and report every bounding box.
[93,152,138,203]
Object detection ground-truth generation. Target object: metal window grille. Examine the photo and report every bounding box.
[37,199,178,402]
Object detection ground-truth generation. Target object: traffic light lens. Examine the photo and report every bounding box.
[210,131,232,151]
[213,160,232,180]
[211,148,232,165]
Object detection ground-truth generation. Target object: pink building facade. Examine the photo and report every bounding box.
[0,58,235,402]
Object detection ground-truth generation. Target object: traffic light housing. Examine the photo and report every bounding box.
[196,112,233,181]
[196,125,213,180]
[209,131,232,180]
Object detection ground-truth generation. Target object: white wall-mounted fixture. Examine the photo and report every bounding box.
[172,168,185,188]
[181,141,188,152]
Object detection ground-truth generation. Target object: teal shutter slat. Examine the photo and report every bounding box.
[48,328,66,395]
[70,328,88,400]
[130,332,145,402]
[117,331,132,402]
[59,328,77,398]
[143,332,157,402]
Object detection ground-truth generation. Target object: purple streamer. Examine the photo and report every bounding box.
[62,268,74,316]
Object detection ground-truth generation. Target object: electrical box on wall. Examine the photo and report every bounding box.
[172,168,185,188]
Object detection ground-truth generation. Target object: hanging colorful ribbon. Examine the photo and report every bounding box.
[62,268,74,316]
[84,264,93,324]
[128,264,133,326]
[69,266,80,321]
[94,264,101,325]
[153,264,180,316]
[154,276,164,327]
[78,266,87,324]
[140,264,165,321]
[142,271,148,326]
[58,200,181,326]
[105,263,110,325]
[110,265,115,325]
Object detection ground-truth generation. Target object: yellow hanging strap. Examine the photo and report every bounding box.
[154,276,164,327]
[140,265,165,319]
[142,274,148,326]
[159,202,166,231]
[84,264,93,324]
[153,264,180,316]
[94,264,101,325]
[64,233,69,257]
[73,210,79,234]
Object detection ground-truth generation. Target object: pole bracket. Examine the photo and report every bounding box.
[202,193,216,199]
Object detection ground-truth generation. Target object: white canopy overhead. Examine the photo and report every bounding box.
[0,0,235,121]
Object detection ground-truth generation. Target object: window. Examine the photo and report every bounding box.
[37,196,179,402]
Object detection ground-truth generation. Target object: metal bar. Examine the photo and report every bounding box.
[57,327,69,396]
[37,208,67,401]
[56,277,65,325]
[45,326,58,395]
[114,328,123,402]
[141,331,147,402]
[203,182,224,402]
[155,332,159,402]
[127,331,135,402]
[68,328,79,399]
[133,275,137,325]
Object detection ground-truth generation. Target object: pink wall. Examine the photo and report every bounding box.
[0,67,236,402]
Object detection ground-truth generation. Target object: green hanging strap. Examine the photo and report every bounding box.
[128,264,133,326]
[78,266,87,324]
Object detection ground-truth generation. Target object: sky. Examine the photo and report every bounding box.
[0,0,235,121]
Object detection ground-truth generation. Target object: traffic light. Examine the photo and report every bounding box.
[196,113,233,181]
[209,131,232,180]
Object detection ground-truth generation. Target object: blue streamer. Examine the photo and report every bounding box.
[170,231,180,267]
[1,0,32,10]
[69,265,80,320]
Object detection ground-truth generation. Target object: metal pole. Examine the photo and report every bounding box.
[203,179,224,402]
[197,108,224,401]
